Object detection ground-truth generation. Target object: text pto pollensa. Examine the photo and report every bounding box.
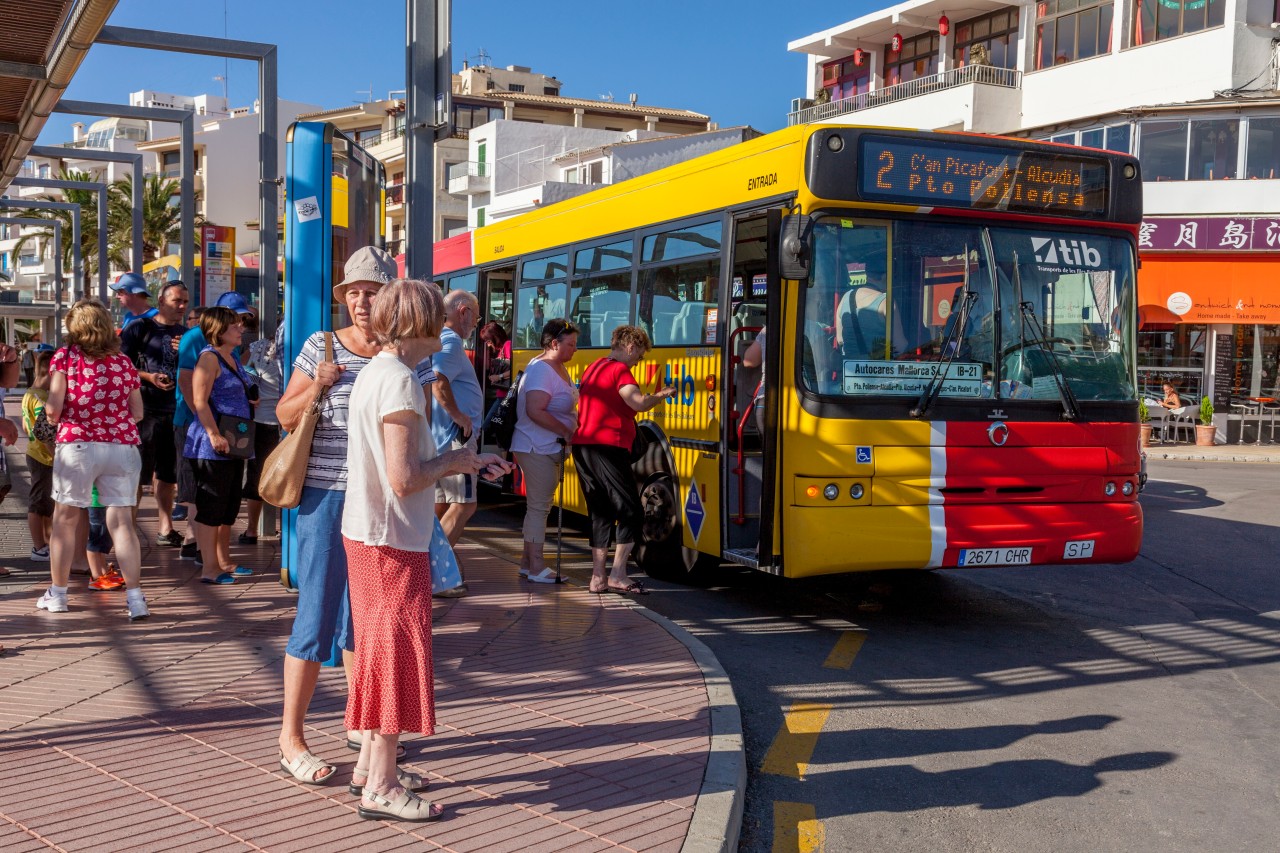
[901,153,1087,209]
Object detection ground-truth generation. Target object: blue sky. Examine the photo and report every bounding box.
[38,0,863,146]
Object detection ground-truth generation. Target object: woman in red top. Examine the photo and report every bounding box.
[572,326,676,595]
[41,299,147,619]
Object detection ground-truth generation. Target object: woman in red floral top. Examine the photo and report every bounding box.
[41,299,148,620]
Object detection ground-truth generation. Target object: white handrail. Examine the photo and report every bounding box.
[788,64,1022,126]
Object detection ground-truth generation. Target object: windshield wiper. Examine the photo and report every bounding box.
[1010,252,1079,420]
[911,245,979,419]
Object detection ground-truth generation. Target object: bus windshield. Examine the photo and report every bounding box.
[800,216,1136,403]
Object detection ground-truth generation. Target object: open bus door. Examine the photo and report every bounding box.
[722,208,783,573]
[477,265,514,457]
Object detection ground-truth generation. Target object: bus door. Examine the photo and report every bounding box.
[477,265,514,449]
[723,211,775,568]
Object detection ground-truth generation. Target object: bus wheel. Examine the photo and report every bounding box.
[636,473,714,579]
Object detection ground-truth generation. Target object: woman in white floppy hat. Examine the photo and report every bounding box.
[274,246,434,785]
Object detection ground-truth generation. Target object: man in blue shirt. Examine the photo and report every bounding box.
[111,272,158,328]
[173,290,256,560]
[430,289,484,597]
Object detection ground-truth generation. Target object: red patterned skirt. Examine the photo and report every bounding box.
[342,537,435,736]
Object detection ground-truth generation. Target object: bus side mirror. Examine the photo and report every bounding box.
[779,214,812,281]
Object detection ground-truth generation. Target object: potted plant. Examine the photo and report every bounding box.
[1196,396,1216,446]
[1138,398,1153,447]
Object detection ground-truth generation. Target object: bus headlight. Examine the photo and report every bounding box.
[849,483,864,500]
[1104,481,1117,496]
[823,484,840,501]
[1122,481,1134,496]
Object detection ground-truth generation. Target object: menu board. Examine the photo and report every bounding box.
[1213,332,1233,411]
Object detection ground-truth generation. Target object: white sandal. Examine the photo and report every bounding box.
[358,788,443,822]
[526,567,561,584]
[349,765,429,796]
[278,750,335,785]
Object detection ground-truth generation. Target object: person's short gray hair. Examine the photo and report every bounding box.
[443,288,479,314]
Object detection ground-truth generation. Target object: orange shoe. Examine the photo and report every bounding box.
[89,574,124,591]
[104,564,123,584]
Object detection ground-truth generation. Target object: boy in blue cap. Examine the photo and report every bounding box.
[110,272,158,329]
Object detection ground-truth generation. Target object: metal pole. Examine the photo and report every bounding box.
[93,27,282,328]
[0,197,83,301]
[405,0,450,279]
[31,147,146,275]
[54,100,197,286]
[0,216,63,342]
[10,177,111,299]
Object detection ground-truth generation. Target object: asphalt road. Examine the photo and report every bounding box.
[464,459,1280,852]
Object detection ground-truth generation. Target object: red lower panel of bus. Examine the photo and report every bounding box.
[941,500,1144,567]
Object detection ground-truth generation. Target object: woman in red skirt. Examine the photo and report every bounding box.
[342,278,511,822]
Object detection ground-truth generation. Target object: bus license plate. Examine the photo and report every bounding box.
[958,547,1033,567]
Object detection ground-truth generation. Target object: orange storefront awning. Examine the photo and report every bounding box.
[1140,255,1280,325]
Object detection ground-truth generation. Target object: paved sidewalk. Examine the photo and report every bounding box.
[1145,441,1280,464]
[0,432,741,851]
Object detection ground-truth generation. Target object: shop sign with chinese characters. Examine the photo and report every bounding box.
[1140,217,1280,252]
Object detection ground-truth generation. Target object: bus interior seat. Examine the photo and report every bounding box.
[669,302,698,345]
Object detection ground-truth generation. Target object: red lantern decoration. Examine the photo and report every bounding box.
[890,33,903,53]
[853,48,866,66]
[939,14,950,36]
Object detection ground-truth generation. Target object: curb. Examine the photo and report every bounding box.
[1150,451,1279,464]
[630,603,746,853]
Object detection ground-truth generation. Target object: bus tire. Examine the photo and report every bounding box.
[635,473,716,579]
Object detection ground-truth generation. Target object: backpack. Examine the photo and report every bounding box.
[484,370,523,451]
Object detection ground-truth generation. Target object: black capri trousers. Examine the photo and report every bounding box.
[571,443,642,549]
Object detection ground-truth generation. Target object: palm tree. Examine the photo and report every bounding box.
[109,172,201,265]
[6,169,125,295]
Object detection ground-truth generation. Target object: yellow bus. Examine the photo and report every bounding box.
[435,123,1145,579]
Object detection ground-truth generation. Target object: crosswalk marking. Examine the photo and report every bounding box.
[822,630,867,670]
[773,801,825,852]
[760,703,833,779]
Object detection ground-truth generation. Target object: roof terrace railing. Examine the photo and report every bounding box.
[788,64,1021,126]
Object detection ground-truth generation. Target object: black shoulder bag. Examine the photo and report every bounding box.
[211,351,258,459]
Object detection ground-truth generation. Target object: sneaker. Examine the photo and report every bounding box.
[435,583,469,598]
[30,546,49,562]
[104,566,124,584]
[89,575,125,592]
[171,505,188,521]
[36,589,68,612]
[157,531,183,547]
[126,596,150,621]
[180,542,199,561]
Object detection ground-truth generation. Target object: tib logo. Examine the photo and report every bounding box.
[1031,236,1102,269]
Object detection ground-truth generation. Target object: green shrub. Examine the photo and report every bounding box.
[1138,398,1150,423]
[1199,396,1214,426]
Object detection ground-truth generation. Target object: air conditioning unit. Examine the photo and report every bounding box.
[790,97,814,113]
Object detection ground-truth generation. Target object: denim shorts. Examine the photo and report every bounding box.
[284,485,354,662]
[87,506,113,554]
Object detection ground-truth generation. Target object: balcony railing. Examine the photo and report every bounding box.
[788,64,1022,126]
[386,184,404,206]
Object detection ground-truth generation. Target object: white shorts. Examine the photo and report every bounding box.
[434,435,478,505]
[52,442,142,508]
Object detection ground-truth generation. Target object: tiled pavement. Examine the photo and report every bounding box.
[0,398,741,852]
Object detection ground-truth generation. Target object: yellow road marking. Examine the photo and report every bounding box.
[822,630,867,670]
[773,801,825,852]
[760,703,833,779]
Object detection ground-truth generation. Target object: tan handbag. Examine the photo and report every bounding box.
[259,332,333,509]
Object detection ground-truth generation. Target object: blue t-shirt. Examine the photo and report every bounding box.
[429,327,483,450]
[122,307,158,328]
[174,328,240,427]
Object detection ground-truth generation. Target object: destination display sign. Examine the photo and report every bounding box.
[843,360,984,397]
[858,136,1109,218]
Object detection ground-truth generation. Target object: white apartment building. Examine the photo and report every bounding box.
[790,0,1280,435]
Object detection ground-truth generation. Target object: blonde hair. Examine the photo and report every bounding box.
[371,278,445,346]
[65,300,120,358]
[200,307,241,346]
[611,325,652,353]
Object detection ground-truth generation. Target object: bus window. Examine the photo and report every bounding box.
[446,270,478,294]
[642,221,722,263]
[575,240,633,275]
[516,253,569,347]
[639,259,721,346]
[569,272,632,348]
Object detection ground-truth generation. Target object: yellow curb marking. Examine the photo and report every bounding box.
[822,630,867,670]
[760,703,833,779]
[773,801,825,852]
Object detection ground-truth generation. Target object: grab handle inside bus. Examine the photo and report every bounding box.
[779,214,812,281]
